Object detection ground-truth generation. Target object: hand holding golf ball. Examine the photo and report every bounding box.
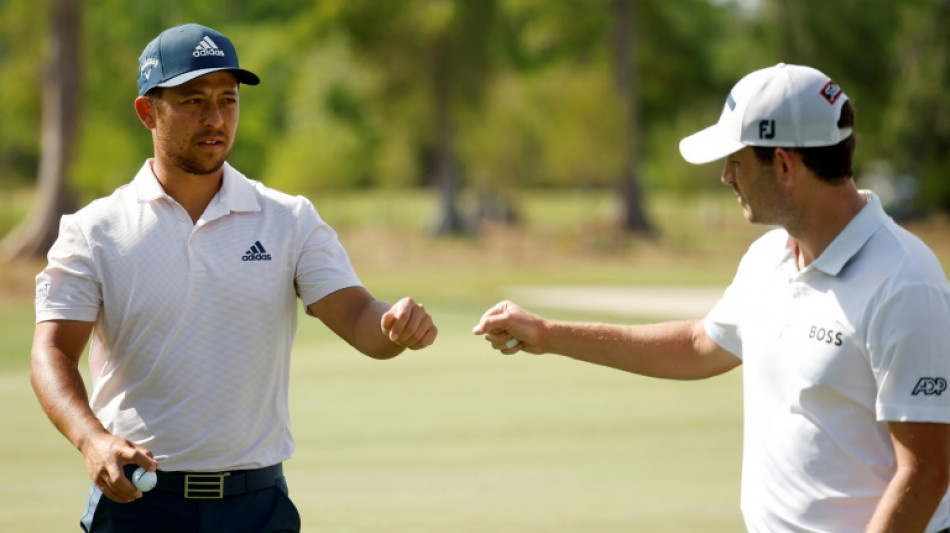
[473,300,539,353]
[131,467,157,492]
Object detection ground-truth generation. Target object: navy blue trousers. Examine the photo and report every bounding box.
[79,477,300,533]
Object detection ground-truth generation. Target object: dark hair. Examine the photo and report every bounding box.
[753,99,856,183]
[145,87,164,101]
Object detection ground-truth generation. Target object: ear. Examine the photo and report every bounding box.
[772,148,798,185]
[134,96,157,129]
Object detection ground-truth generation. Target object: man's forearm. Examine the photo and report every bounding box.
[867,466,949,532]
[360,298,407,359]
[31,348,108,452]
[546,319,739,380]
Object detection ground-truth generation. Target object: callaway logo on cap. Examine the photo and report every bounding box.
[137,23,260,96]
[679,63,852,165]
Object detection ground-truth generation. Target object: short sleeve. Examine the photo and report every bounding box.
[35,215,102,323]
[292,198,363,308]
[704,281,743,359]
[870,281,950,423]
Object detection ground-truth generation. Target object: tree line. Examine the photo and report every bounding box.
[1,0,948,257]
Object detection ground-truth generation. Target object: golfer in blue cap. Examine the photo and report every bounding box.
[32,23,439,533]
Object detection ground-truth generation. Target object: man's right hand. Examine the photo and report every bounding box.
[80,431,157,503]
[472,300,547,355]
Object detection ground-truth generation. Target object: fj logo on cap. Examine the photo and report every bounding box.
[194,36,225,58]
[820,80,843,105]
[758,120,776,140]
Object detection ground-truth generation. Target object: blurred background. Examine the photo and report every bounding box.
[1,0,949,259]
[2,1,949,531]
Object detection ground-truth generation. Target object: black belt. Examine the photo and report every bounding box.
[131,463,284,500]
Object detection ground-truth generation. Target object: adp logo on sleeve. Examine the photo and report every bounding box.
[912,377,948,396]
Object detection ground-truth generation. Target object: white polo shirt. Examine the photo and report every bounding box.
[35,160,362,472]
[706,191,950,532]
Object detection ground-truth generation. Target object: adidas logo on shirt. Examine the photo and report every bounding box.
[242,241,272,262]
[193,36,225,58]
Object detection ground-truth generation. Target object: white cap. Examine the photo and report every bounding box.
[679,63,852,164]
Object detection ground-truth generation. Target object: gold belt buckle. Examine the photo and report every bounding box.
[184,473,228,499]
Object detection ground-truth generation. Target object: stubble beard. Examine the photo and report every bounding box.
[163,137,231,176]
[744,165,798,230]
[157,129,232,176]
[171,149,230,176]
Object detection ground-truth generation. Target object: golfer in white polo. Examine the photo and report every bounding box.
[475,63,950,533]
[32,23,438,533]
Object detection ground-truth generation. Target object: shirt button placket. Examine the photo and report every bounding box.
[188,229,207,274]
[175,208,203,274]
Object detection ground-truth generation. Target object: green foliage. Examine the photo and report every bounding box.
[884,0,950,210]
[0,188,33,238]
[261,35,378,192]
[72,113,145,200]
[637,0,738,123]
[642,108,724,193]
[458,72,545,192]
[0,0,46,187]
[3,0,949,213]
[534,66,627,187]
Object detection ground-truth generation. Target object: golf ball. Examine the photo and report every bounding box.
[131,467,157,492]
[504,337,520,349]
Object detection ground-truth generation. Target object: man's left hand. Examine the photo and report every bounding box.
[381,297,438,350]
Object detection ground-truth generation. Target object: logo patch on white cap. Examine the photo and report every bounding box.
[820,80,843,105]
[678,63,852,164]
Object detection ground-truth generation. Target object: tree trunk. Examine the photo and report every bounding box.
[429,37,468,236]
[2,0,80,260]
[612,0,654,237]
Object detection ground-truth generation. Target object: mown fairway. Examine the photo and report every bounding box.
[286,298,745,532]
[1,297,745,532]
[4,189,948,531]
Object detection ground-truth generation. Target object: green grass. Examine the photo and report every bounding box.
[285,303,744,532]
[4,187,948,531]
[0,302,36,368]
[1,291,745,532]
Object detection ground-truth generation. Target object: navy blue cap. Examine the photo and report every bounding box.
[137,23,260,96]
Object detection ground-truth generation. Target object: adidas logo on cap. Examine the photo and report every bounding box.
[137,24,260,97]
[194,36,225,58]
[242,240,272,262]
